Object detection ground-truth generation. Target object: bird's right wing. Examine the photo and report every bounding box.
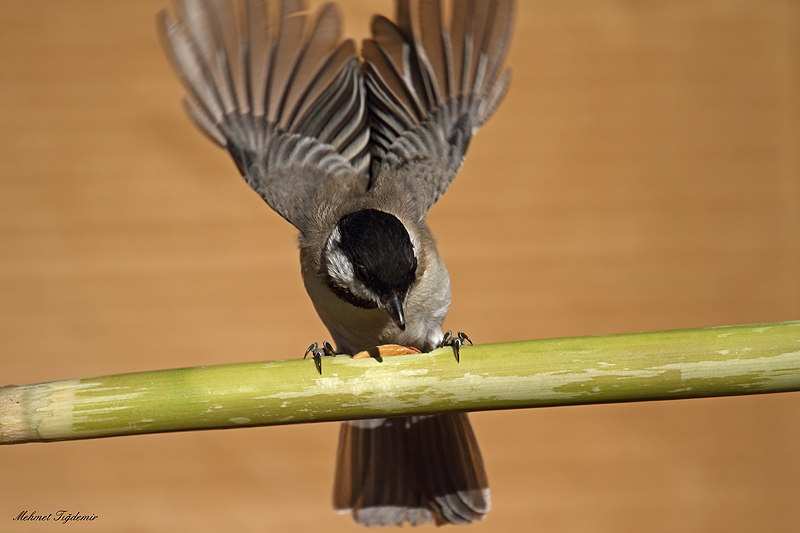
[158,0,370,232]
[363,0,514,221]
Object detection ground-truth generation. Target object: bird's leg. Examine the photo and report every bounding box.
[440,330,472,363]
[304,341,337,374]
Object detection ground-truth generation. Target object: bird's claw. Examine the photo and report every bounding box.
[441,330,472,363]
[304,341,336,374]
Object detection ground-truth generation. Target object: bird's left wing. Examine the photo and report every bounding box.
[363,0,514,221]
[158,0,370,232]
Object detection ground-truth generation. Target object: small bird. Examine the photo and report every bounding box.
[158,0,513,526]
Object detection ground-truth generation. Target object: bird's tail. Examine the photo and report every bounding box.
[333,413,490,527]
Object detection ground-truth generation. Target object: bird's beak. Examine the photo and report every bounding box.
[384,293,406,330]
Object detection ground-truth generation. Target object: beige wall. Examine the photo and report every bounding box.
[1,1,798,531]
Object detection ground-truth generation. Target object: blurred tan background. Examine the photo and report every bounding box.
[1,1,799,531]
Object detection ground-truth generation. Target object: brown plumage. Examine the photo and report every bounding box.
[334,414,489,526]
[158,0,513,526]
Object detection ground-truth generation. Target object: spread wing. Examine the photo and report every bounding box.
[363,0,514,221]
[158,0,370,232]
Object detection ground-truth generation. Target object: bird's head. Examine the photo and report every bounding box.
[321,209,418,330]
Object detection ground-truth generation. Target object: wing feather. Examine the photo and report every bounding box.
[364,0,514,220]
[280,4,341,128]
[244,0,271,117]
[159,0,369,231]
[267,8,305,124]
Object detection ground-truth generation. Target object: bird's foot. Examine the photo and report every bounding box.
[441,330,472,362]
[304,341,336,374]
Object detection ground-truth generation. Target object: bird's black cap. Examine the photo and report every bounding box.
[337,209,417,328]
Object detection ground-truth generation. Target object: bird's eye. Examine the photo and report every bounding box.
[355,264,368,282]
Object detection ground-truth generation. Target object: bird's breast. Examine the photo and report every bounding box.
[302,266,443,355]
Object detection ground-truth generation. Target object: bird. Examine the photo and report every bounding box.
[157,0,514,526]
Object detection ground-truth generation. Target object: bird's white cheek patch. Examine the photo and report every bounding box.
[326,247,354,286]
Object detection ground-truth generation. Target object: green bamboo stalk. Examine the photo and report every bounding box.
[2,321,799,445]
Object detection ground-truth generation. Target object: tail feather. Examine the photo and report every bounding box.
[334,413,489,527]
